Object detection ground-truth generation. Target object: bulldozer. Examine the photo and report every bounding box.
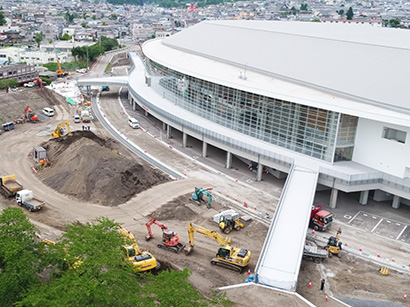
[119,226,159,272]
[327,228,342,257]
[144,217,185,253]
[192,186,213,209]
[185,222,251,273]
[51,120,70,141]
[219,213,244,234]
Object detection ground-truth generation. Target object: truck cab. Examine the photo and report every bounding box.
[311,205,333,231]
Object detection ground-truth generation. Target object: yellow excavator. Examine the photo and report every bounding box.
[327,228,342,257]
[185,222,251,272]
[119,226,159,272]
[56,60,68,78]
[51,120,70,140]
[37,235,82,270]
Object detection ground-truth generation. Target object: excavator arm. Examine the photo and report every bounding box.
[185,222,231,255]
[145,217,168,240]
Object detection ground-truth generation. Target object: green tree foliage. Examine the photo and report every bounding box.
[60,33,72,41]
[109,13,118,20]
[346,7,354,20]
[388,18,401,28]
[35,32,43,47]
[0,208,42,306]
[81,22,87,28]
[338,9,344,16]
[0,10,6,26]
[300,3,308,11]
[64,11,80,23]
[17,217,231,307]
[100,36,119,51]
[106,0,143,5]
[311,19,321,22]
[0,78,19,88]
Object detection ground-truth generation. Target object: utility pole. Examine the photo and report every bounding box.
[86,45,89,70]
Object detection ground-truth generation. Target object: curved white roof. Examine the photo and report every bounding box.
[143,21,410,125]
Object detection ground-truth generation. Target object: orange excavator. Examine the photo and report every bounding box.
[56,60,68,78]
[143,217,185,253]
[24,106,38,122]
[34,78,44,91]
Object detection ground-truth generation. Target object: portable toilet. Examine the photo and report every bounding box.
[33,146,47,163]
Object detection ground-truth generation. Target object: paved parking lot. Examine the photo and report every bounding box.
[347,211,410,244]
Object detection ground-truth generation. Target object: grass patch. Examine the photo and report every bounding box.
[104,62,111,73]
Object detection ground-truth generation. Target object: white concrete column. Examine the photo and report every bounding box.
[166,124,171,139]
[182,132,187,147]
[226,152,232,169]
[163,122,166,130]
[329,188,338,209]
[202,141,207,158]
[392,195,401,209]
[257,162,263,182]
[129,97,132,106]
[359,190,369,205]
[144,110,148,117]
[132,99,136,111]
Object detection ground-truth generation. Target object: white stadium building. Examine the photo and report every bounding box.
[79,20,410,290]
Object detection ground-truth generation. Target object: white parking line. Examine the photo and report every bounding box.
[396,225,408,240]
[372,216,377,219]
[348,211,361,224]
[371,218,383,233]
[363,213,368,217]
[386,220,391,223]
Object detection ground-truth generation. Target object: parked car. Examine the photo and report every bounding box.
[42,107,54,117]
[128,118,139,129]
[73,114,81,123]
[76,68,88,74]
[23,82,34,88]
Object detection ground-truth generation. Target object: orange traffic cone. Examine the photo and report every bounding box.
[359,247,362,252]
[247,269,251,275]
[308,281,312,288]
[404,293,407,300]
[377,253,380,258]
[312,230,315,234]
[325,295,328,301]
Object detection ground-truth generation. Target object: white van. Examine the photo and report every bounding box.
[42,107,54,117]
[128,118,139,129]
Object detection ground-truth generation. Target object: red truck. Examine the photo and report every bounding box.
[310,205,333,231]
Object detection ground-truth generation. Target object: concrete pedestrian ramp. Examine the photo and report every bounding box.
[255,165,318,291]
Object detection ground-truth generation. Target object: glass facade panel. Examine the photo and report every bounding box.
[146,59,344,162]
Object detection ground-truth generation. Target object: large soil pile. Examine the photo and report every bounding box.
[39,131,170,206]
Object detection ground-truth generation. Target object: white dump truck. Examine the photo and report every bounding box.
[16,189,45,212]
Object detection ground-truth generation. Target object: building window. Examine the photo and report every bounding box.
[382,127,407,143]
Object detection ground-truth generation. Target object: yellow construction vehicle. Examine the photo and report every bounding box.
[56,60,68,78]
[327,228,342,256]
[51,120,71,140]
[185,222,251,272]
[119,226,159,272]
[219,213,244,234]
[37,235,82,270]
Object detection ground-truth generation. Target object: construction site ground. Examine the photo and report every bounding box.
[0,54,409,306]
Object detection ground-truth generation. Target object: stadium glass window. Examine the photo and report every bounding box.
[382,127,406,144]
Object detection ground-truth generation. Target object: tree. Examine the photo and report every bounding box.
[100,36,119,51]
[389,18,401,28]
[60,33,72,41]
[346,7,354,20]
[0,208,43,306]
[300,3,308,11]
[337,9,344,16]
[81,22,87,28]
[110,14,118,20]
[17,217,230,307]
[0,10,6,26]
[0,78,18,89]
[35,32,43,47]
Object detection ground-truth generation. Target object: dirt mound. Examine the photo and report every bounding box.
[39,131,170,206]
[151,194,198,221]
